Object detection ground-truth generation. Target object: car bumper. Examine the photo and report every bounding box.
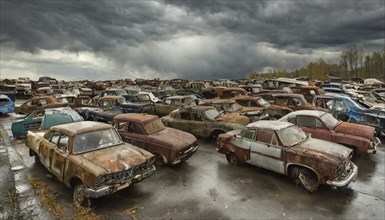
[172,145,199,165]
[368,137,381,154]
[326,162,358,188]
[84,165,156,198]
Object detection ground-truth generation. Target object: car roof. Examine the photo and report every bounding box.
[247,120,292,130]
[52,121,112,136]
[113,113,159,123]
[282,110,327,118]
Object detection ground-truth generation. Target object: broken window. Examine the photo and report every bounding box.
[256,130,275,145]
[180,112,191,120]
[243,129,256,140]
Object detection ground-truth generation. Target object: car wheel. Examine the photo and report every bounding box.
[298,167,319,193]
[154,153,165,166]
[210,130,224,140]
[73,183,92,207]
[226,153,240,166]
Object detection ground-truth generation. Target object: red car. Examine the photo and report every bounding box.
[112,113,198,166]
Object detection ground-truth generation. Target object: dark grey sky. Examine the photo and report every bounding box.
[1,0,384,80]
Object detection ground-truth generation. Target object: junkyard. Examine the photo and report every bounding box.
[1,1,385,219]
[1,81,385,219]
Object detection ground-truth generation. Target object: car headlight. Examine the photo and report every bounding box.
[96,175,107,186]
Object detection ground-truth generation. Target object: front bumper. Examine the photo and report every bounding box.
[368,137,381,154]
[172,144,199,165]
[84,165,156,198]
[326,162,358,188]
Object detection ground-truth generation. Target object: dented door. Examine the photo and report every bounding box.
[250,130,284,174]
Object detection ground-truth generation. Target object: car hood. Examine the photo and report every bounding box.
[334,122,375,139]
[217,113,249,125]
[268,104,292,112]
[240,106,264,113]
[291,138,352,163]
[148,127,197,150]
[80,143,153,174]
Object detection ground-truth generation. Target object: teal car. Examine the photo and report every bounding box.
[11,107,84,138]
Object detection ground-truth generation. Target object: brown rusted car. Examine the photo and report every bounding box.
[279,110,380,155]
[258,93,322,111]
[26,121,156,206]
[112,113,198,166]
[154,95,197,117]
[161,106,249,139]
[231,95,293,119]
[199,99,269,122]
[15,95,68,115]
[217,120,358,192]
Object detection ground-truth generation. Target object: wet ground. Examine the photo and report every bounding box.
[1,111,384,219]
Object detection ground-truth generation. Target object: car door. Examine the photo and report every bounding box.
[22,110,44,132]
[50,133,69,181]
[126,122,146,148]
[296,116,332,141]
[39,131,59,170]
[249,129,285,174]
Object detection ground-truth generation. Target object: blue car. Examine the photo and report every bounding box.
[313,94,385,135]
[0,94,15,114]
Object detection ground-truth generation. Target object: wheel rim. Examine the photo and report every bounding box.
[155,153,165,166]
[74,185,85,206]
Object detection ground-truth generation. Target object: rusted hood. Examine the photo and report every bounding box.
[334,122,375,139]
[269,104,292,112]
[291,138,352,163]
[302,104,317,110]
[218,113,250,125]
[241,106,264,113]
[81,143,153,174]
[149,127,197,150]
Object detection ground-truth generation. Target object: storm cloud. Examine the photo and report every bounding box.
[1,0,384,80]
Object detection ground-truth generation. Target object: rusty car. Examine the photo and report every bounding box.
[154,95,197,117]
[279,110,380,155]
[217,120,357,192]
[112,113,198,166]
[161,106,249,139]
[231,95,293,119]
[11,107,84,139]
[258,93,321,111]
[15,96,68,116]
[199,98,269,122]
[313,94,385,135]
[25,121,156,206]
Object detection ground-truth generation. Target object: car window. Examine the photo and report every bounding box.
[298,116,316,128]
[256,129,274,145]
[115,121,127,132]
[57,134,69,150]
[128,122,145,134]
[48,131,61,144]
[276,97,288,105]
[288,116,296,124]
[334,100,348,111]
[180,112,191,120]
[243,129,256,140]
[192,112,203,121]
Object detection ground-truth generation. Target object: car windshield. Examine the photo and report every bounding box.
[138,94,151,101]
[73,128,122,154]
[143,119,165,135]
[204,108,220,120]
[257,98,270,107]
[224,103,242,112]
[125,96,140,103]
[320,113,340,129]
[277,125,307,147]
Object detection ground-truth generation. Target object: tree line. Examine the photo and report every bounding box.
[249,47,385,81]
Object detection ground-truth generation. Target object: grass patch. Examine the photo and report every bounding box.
[29,178,103,220]
[0,188,17,212]
[29,178,65,217]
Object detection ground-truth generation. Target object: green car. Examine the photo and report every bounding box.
[11,107,84,138]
